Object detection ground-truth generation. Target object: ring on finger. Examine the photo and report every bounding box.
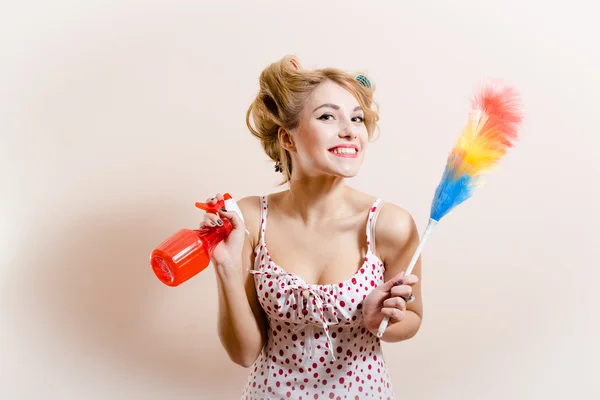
[400,293,415,303]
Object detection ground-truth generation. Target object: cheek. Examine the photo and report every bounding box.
[360,124,369,136]
[297,124,330,152]
[293,137,319,162]
[363,128,372,144]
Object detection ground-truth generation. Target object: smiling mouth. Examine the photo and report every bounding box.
[329,147,358,157]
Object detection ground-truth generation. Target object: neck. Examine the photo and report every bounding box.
[284,175,351,225]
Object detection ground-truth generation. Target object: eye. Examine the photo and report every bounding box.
[352,116,365,123]
[317,114,335,121]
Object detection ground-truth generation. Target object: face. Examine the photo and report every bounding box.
[285,80,369,179]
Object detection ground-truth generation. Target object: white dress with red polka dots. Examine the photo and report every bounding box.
[241,195,395,400]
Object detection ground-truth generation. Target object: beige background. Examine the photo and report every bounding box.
[1,1,598,399]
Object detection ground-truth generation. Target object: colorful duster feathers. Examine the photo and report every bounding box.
[430,84,523,221]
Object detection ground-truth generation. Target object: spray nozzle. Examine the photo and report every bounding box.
[195,193,233,214]
[195,193,249,236]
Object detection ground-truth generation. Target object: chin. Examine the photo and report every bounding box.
[333,166,361,178]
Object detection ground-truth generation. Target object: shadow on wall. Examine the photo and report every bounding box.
[5,13,260,396]
[18,202,248,395]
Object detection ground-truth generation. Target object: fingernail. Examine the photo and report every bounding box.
[217,219,223,225]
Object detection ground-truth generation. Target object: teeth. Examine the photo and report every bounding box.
[332,147,357,154]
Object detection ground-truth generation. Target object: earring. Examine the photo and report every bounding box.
[354,73,372,88]
[274,161,283,173]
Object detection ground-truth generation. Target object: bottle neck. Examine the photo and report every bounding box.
[195,219,233,253]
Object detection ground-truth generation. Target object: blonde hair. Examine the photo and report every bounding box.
[246,55,380,184]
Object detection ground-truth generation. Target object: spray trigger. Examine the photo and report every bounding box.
[195,193,249,236]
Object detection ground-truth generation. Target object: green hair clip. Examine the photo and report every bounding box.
[354,74,372,88]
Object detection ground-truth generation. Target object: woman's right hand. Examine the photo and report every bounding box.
[199,193,247,271]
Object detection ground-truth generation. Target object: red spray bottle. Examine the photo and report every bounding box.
[149,193,244,287]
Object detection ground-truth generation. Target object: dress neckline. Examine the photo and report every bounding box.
[254,194,385,288]
[255,239,383,288]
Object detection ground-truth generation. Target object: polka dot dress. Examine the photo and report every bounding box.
[241,196,395,400]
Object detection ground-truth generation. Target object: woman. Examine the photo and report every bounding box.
[202,55,423,400]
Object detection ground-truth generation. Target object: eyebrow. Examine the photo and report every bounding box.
[313,103,363,113]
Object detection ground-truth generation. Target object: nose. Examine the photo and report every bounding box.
[338,118,357,139]
[339,129,357,140]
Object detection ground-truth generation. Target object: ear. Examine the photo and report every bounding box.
[278,127,296,153]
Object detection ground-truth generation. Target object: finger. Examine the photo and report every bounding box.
[382,297,406,311]
[206,213,222,225]
[391,285,412,298]
[200,214,221,228]
[218,208,244,230]
[381,307,405,323]
[215,193,224,201]
[202,197,218,215]
[199,219,216,228]
[390,287,414,305]
[378,271,406,292]
[399,274,419,285]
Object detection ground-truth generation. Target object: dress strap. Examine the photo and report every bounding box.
[258,195,269,242]
[366,198,385,254]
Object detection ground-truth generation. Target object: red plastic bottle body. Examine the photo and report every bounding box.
[150,219,232,286]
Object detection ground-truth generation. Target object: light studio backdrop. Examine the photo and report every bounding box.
[1,1,598,399]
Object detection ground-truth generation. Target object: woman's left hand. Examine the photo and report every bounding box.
[362,271,419,335]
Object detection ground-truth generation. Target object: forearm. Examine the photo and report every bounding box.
[376,310,422,343]
[215,265,266,367]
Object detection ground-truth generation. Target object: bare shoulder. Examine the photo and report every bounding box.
[346,187,418,259]
[236,195,262,216]
[374,201,419,264]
